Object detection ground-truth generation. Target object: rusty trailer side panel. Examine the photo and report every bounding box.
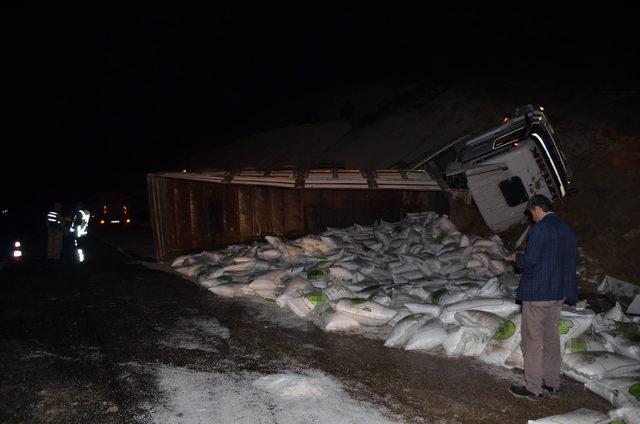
[147,174,452,262]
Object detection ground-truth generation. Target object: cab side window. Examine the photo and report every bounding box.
[499,176,529,207]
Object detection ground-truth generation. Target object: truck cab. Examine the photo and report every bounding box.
[411,105,575,231]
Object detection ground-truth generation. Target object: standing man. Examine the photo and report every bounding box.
[70,202,90,239]
[46,202,64,260]
[508,194,578,400]
[69,202,90,263]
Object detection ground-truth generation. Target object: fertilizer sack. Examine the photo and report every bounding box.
[404,303,442,317]
[275,276,315,308]
[385,315,426,348]
[586,377,640,407]
[564,334,610,354]
[335,299,398,327]
[208,283,246,298]
[609,406,640,424]
[558,309,595,349]
[442,326,487,357]
[315,304,360,332]
[561,352,640,383]
[439,298,520,325]
[287,291,329,318]
[404,318,448,351]
[527,408,609,424]
[478,313,522,367]
[454,310,506,337]
[601,332,640,362]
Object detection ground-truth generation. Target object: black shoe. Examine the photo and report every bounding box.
[542,384,560,398]
[509,385,543,400]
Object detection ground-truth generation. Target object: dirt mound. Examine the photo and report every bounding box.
[191,121,352,170]
[191,87,509,170]
[557,123,640,283]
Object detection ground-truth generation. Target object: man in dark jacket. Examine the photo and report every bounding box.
[508,194,577,400]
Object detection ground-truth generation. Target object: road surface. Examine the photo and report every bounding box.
[0,235,611,423]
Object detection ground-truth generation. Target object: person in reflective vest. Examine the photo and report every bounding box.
[47,202,64,260]
[70,203,90,239]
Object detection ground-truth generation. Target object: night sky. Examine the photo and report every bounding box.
[2,5,637,210]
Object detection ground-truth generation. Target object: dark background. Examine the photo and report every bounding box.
[1,4,638,214]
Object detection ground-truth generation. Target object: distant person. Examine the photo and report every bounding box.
[70,202,90,240]
[46,202,64,260]
[507,194,578,400]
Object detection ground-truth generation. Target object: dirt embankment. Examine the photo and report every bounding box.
[556,122,640,282]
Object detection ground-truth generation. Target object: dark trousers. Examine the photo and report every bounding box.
[47,228,63,260]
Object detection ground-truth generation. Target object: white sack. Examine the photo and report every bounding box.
[432,215,461,240]
[564,334,610,354]
[604,302,631,322]
[586,377,640,407]
[335,299,397,327]
[175,263,209,277]
[527,408,608,424]
[287,291,329,318]
[442,326,487,357]
[609,406,640,424]
[202,250,235,263]
[256,248,281,261]
[387,306,413,327]
[208,283,245,298]
[371,294,392,307]
[562,352,640,383]
[559,310,595,349]
[315,305,360,332]
[275,276,315,308]
[306,269,331,288]
[405,318,448,351]
[346,279,380,292]
[601,333,640,361]
[212,259,271,278]
[171,254,195,267]
[248,270,289,292]
[454,310,505,337]
[439,298,520,325]
[475,277,505,298]
[195,266,219,283]
[199,276,233,289]
[297,236,334,255]
[323,281,358,302]
[504,346,524,369]
[385,315,423,348]
[437,289,471,306]
[404,303,442,317]
[592,315,618,334]
[478,314,522,367]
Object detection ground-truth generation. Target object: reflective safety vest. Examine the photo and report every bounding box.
[70,209,90,237]
[47,211,61,224]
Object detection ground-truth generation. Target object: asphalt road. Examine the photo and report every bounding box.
[0,236,612,423]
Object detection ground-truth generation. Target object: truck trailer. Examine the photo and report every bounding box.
[147,105,575,261]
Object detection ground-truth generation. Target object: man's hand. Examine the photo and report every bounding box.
[506,253,517,262]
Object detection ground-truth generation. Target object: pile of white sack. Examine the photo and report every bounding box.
[170,211,640,421]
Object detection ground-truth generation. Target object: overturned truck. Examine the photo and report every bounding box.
[409,104,575,231]
[147,105,575,261]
